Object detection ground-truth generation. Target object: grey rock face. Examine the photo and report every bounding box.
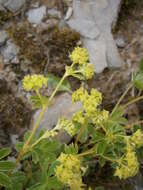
[68,0,122,73]
[0,30,8,46]
[33,93,82,142]
[0,0,25,12]
[27,6,46,24]
[68,19,100,39]
[1,41,19,64]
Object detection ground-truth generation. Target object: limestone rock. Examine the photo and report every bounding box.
[33,93,82,142]
[0,0,25,13]
[1,40,19,64]
[68,19,100,40]
[67,0,122,73]
[27,6,46,24]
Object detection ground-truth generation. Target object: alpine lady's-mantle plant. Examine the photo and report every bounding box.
[0,48,143,190]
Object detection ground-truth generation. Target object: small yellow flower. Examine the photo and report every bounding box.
[93,109,109,124]
[80,63,94,79]
[22,74,48,91]
[55,153,84,190]
[55,118,76,136]
[69,47,89,65]
[114,149,139,179]
[131,129,143,148]
[72,87,88,103]
[72,111,85,125]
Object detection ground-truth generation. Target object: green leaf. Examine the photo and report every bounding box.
[46,176,63,190]
[0,161,16,171]
[47,73,72,93]
[132,72,143,90]
[0,148,11,160]
[11,171,26,184]
[27,184,45,190]
[0,172,12,188]
[48,161,59,177]
[64,144,78,155]
[32,150,39,164]
[96,141,107,155]
[15,142,24,152]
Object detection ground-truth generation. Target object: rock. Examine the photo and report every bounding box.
[1,40,19,64]
[67,0,122,73]
[68,19,100,40]
[64,7,73,20]
[33,93,82,142]
[48,8,61,19]
[115,37,126,48]
[0,0,25,13]
[0,30,8,46]
[83,36,107,73]
[27,6,46,25]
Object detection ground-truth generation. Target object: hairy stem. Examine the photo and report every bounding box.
[48,73,67,103]
[16,106,46,164]
[122,95,143,109]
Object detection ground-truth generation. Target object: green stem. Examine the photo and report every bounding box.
[122,95,143,109]
[78,148,95,157]
[111,84,133,116]
[16,106,46,164]
[48,73,67,103]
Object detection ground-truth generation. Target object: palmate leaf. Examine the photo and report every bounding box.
[5,171,26,190]
[0,172,12,188]
[47,73,72,93]
[0,161,16,172]
[0,148,11,160]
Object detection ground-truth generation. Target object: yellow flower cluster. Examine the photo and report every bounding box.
[72,111,85,125]
[114,147,139,179]
[69,47,94,80]
[80,63,94,80]
[131,129,143,148]
[69,47,89,65]
[55,153,84,190]
[23,74,48,91]
[93,109,109,124]
[55,118,76,136]
[72,87,105,119]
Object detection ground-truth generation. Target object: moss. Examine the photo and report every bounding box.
[8,22,45,67]
[0,76,32,146]
[115,0,142,31]
[0,11,12,25]
[45,26,80,75]
[8,22,80,76]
